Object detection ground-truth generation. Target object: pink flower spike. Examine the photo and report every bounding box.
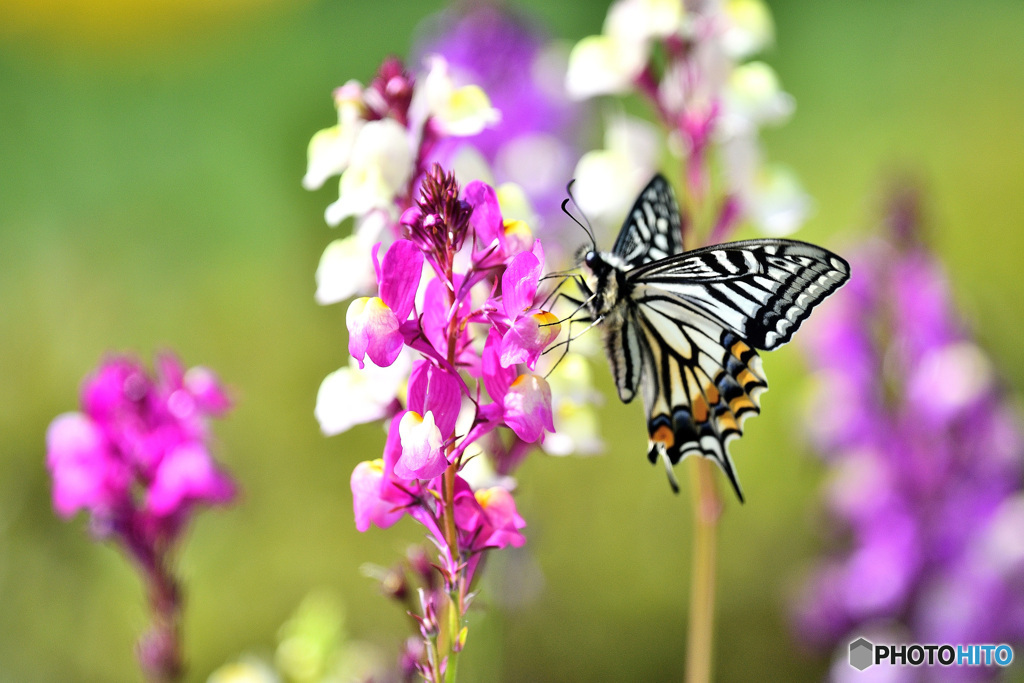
[499,311,561,370]
[394,410,449,480]
[46,413,123,518]
[501,251,542,322]
[351,459,406,532]
[347,296,403,368]
[146,442,235,517]
[407,361,462,438]
[503,374,555,443]
[476,487,526,549]
[379,239,424,321]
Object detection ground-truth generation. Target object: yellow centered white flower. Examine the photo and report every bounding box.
[325,119,414,226]
[420,56,500,137]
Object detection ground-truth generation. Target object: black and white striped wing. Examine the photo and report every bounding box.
[627,239,849,500]
[611,174,683,267]
[631,239,850,350]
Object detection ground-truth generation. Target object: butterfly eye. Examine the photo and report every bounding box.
[584,251,599,269]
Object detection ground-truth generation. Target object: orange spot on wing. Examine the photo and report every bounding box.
[703,382,720,404]
[692,396,709,423]
[729,395,757,414]
[731,340,751,357]
[717,412,739,433]
[736,369,758,387]
[652,424,675,449]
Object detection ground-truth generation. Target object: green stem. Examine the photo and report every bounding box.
[685,457,722,683]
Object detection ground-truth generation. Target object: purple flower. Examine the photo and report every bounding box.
[794,187,1024,661]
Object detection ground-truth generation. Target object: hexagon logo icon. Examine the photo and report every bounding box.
[849,637,874,671]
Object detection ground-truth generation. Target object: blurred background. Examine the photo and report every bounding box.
[2,0,1023,680]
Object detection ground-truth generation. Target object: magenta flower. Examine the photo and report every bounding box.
[47,354,235,531]
[396,410,448,480]
[347,240,424,369]
[46,352,235,681]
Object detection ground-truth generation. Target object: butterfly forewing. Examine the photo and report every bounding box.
[632,240,850,350]
[611,175,683,268]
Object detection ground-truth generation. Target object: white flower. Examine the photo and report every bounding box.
[722,0,774,60]
[719,61,794,137]
[315,350,412,436]
[313,211,387,305]
[720,128,810,236]
[324,119,414,226]
[566,0,683,100]
[302,81,365,191]
[566,34,648,99]
[414,56,500,137]
[570,114,661,232]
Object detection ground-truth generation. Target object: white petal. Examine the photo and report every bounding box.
[417,56,500,137]
[605,0,682,43]
[722,0,774,59]
[314,351,411,436]
[565,34,647,100]
[314,236,377,305]
[325,119,414,225]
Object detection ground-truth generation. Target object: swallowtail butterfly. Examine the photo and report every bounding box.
[575,174,850,500]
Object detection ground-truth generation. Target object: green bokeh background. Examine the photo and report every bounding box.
[2,0,1023,680]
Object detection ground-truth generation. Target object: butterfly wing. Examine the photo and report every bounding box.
[627,239,850,499]
[632,239,851,350]
[611,174,683,267]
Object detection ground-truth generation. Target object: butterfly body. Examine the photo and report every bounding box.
[576,175,850,500]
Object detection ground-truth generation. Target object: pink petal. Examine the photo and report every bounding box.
[183,366,231,415]
[482,329,515,403]
[346,297,403,368]
[394,411,449,480]
[501,251,541,322]
[146,442,235,516]
[351,459,406,532]
[464,180,504,249]
[46,413,120,517]
[407,361,463,438]
[476,487,526,549]
[499,311,561,370]
[502,374,554,443]
[380,239,424,321]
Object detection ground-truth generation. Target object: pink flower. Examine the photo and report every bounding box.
[474,486,527,549]
[46,413,126,518]
[407,361,463,438]
[46,354,235,532]
[352,417,421,532]
[482,331,555,443]
[452,478,526,552]
[503,374,555,443]
[146,443,235,516]
[499,311,561,370]
[395,410,449,480]
[347,240,424,369]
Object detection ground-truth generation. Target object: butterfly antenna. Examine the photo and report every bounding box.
[562,180,598,251]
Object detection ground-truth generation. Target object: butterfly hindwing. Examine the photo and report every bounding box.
[631,287,767,500]
[611,174,683,268]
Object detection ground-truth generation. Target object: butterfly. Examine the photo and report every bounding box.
[572,174,850,501]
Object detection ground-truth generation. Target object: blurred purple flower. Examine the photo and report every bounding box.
[795,186,1024,672]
